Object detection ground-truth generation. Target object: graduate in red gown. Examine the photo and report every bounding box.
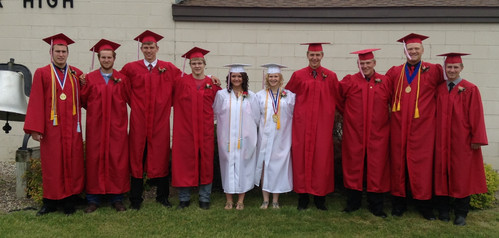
[81,39,129,213]
[120,30,181,209]
[385,33,444,220]
[434,53,488,226]
[24,33,84,215]
[285,43,341,210]
[171,47,221,210]
[339,49,390,218]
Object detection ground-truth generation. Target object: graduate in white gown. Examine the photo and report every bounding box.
[255,64,295,209]
[213,64,259,210]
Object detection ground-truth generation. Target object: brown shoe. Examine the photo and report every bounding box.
[84,203,98,213]
[112,201,126,212]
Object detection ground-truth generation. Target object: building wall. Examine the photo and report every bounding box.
[1,1,498,168]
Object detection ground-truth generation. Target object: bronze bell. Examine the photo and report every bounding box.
[0,58,32,133]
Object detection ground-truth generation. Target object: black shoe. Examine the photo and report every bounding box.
[391,208,406,217]
[297,205,308,211]
[438,211,450,222]
[342,206,360,213]
[36,205,57,216]
[176,201,191,210]
[63,206,76,215]
[199,201,210,210]
[156,199,172,208]
[420,209,436,221]
[316,204,328,211]
[371,210,388,218]
[130,202,142,210]
[314,196,327,211]
[454,215,466,226]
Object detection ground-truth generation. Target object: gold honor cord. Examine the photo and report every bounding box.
[264,89,282,130]
[227,92,245,151]
[50,66,58,125]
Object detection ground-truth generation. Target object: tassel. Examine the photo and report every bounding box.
[237,138,241,149]
[391,103,397,112]
[276,118,281,130]
[396,102,401,111]
[414,108,420,119]
[228,142,230,152]
[53,115,58,126]
[77,122,81,133]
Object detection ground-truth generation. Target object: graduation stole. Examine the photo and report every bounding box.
[391,62,422,119]
[49,64,81,131]
[228,91,244,152]
[264,88,281,130]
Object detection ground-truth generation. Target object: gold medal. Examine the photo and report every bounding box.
[60,93,67,100]
[272,114,279,123]
[405,86,411,93]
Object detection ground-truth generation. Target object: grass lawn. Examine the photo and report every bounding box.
[0,189,498,238]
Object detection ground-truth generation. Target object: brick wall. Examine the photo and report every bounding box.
[0,1,497,169]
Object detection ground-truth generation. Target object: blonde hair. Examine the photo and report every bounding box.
[265,73,284,89]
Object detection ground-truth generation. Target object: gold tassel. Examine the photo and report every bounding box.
[277,118,281,130]
[237,138,241,149]
[397,102,400,111]
[414,108,420,118]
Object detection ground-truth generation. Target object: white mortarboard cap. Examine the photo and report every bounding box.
[224,63,250,73]
[261,63,287,74]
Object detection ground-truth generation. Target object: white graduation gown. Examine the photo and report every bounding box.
[213,90,259,194]
[254,89,295,193]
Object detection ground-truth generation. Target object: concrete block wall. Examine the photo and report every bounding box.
[0,1,497,169]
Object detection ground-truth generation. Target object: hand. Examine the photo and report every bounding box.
[211,76,221,87]
[471,143,481,150]
[31,132,43,142]
[79,73,87,85]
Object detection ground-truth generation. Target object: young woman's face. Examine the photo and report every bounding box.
[230,73,243,88]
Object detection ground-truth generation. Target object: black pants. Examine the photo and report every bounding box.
[130,176,170,205]
[436,196,470,217]
[346,189,384,212]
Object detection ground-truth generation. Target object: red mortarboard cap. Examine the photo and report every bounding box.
[350,48,380,61]
[90,39,121,52]
[437,52,470,64]
[42,33,75,46]
[397,33,428,44]
[134,30,164,43]
[300,42,331,52]
[182,47,210,59]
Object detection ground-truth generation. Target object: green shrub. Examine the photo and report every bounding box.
[24,158,43,204]
[470,163,499,209]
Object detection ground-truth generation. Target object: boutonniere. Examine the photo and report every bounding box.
[69,68,76,76]
[280,90,287,98]
[374,78,382,84]
[241,91,248,100]
[158,67,166,74]
[322,72,328,80]
[458,86,466,94]
[111,76,121,84]
[421,64,430,73]
[205,83,212,89]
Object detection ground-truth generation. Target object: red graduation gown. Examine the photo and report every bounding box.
[171,75,221,187]
[24,64,84,200]
[81,69,130,194]
[339,72,390,193]
[285,66,340,196]
[435,79,487,198]
[385,62,443,200]
[121,60,181,179]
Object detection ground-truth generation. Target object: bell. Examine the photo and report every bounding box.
[0,58,32,133]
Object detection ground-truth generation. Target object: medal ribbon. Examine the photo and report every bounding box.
[404,61,421,84]
[392,62,422,118]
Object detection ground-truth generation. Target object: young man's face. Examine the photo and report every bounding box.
[141,42,159,62]
[307,51,323,69]
[99,50,115,71]
[360,59,376,78]
[406,43,424,64]
[52,44,68,67]
[445,63,463,81]
[189,59,205,76]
